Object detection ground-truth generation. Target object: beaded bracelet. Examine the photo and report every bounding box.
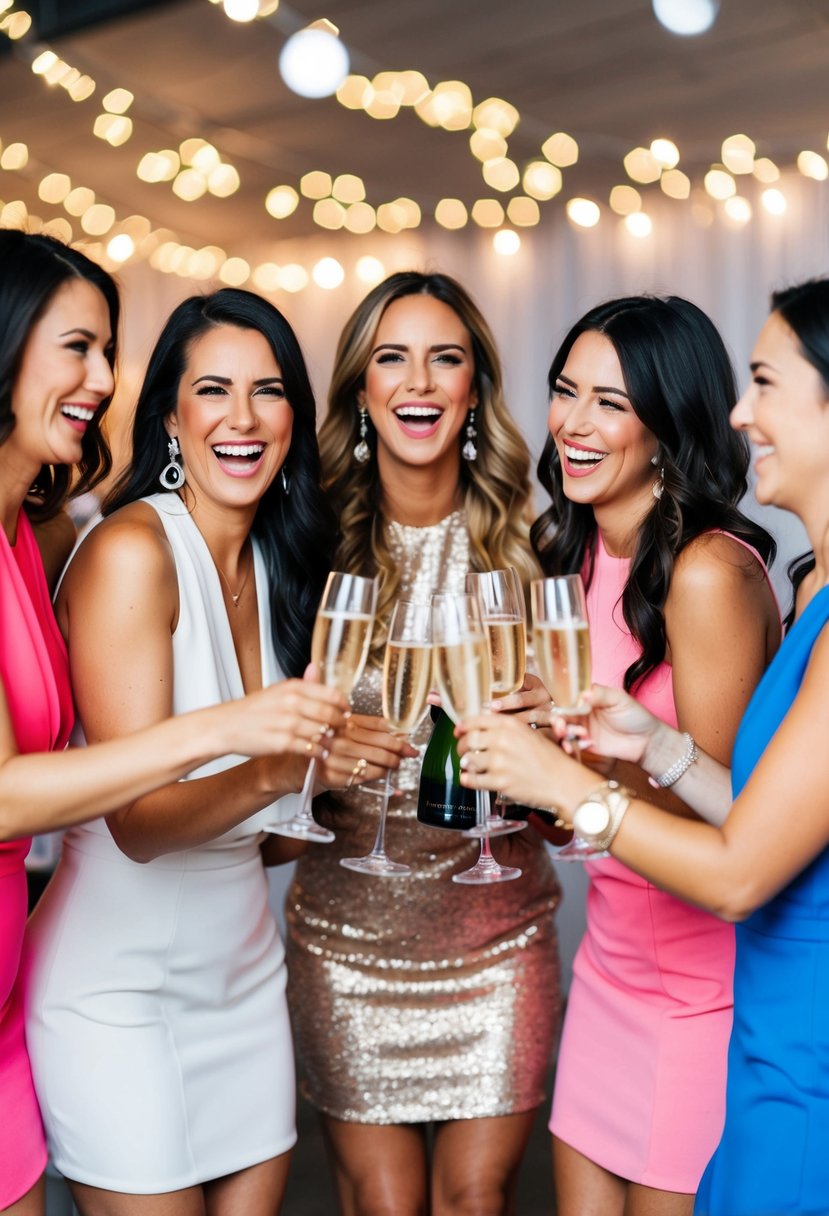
[650,732,698,788]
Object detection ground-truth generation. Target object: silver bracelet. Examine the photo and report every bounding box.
[651,732,698,788]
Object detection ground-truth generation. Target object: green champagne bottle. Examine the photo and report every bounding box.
[416,709,478,831]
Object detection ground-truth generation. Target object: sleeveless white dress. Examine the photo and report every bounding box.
[25,493,297,1191]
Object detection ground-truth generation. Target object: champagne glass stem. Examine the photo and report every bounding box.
[267,755,335,843]
[340,749,411,876]
[453,790,522,884]
[369,770,394,859]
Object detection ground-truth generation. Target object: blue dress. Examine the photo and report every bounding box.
[696,585,829,1216]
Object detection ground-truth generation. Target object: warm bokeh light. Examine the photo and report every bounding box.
[103,88,134,114]
[493,229,520,255]
[660,168,691,198]
[38,173,71,205]
[343,201,376,233]
[0,143,28,170]
[219,257,251,285]
[430,80,473,130]
[336,74,371,109]
[312,256,345,289]
[566,198,601,228]
[522,160,562,200]
[300,170,333,199]
[313,198,346,229]
[482,157,520,192]
[41,216,73,242]
[624,211,652,237]
[191,144,221,175]
[279,28,349,99]
[470,198,505,228]
[355,255,386,284]
[724,196,752,223]
[541,132,578,168]
[68,76,96,102]
[279,263,309,292]
[506,196,540,226]
[107,233,135,262]
[623,147,661,183]
[704,168,736,199]
[753,157,780,183]
[721,134,755,174]
[652,0,719,35]
[761,188,787,215]
[469,129,508,162]
[223,0,259,20]
[172,169,208,201]
[650,138,680,168]
[207,164,241,197]
[472,97,519,138]
[609,185,642,215]
[252,262,282,292]
[64,186,95,216]
[434,198,468,229]
[265,185,299,219]
[797,150,829,180]
[93,114,133,146]
[81,204,116,236]
[332,173,365,203]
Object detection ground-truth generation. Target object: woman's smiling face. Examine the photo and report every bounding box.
[359,293,477,476]
[548,329,658,522]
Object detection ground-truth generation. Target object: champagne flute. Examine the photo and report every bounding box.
[464,567,527,837]
[267,571,377,842]
[431,593,521,884]
[341,599,432,876]
[531,574,607,861]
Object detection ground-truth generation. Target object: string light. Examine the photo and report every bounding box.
[493,229,520,255]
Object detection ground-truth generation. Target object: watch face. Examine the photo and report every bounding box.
[576,798,610,836]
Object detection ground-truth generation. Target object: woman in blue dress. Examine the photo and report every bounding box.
[454,276,829,1216]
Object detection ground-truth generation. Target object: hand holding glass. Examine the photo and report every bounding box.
[464,567,527,837]
[431,593,521,884]
[340,599,432,876]
[267,571,377,842]
[531,574,606,861]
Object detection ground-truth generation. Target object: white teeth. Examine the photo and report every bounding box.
[755,444,775,459]
[564,443,606,463]
[61,405,95,422]
[213,444,265,457]
[394,406,442,419]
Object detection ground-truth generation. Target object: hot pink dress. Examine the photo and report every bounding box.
[551,531,771,1192]
[0,511,73,1207]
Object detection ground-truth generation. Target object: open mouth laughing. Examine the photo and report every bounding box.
[393,404,444,437]
[562,440,608,476]
[212,442,266,474]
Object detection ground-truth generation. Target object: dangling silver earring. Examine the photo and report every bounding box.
[462,408,478,462]
[651,454,664,500]
[353,407,371,464]
[159,436,185,490]
[281,466,290,495]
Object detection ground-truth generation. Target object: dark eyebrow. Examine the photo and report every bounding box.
[59,328,95,339]
[369,342,467,356]
[557,372,629,399]
[749,360,776,374]
[191,375,284,386]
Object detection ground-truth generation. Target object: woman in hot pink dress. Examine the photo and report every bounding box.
[457,296,780,1214]
[0,232,347,1215]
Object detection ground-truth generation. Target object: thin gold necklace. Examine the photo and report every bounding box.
[216,550,252,607]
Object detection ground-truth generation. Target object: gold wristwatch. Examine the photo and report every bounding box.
[572,779,632,852]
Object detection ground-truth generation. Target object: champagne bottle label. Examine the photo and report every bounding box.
[416,709,478,831]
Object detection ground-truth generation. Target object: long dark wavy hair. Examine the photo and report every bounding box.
[0,230,119,522]
[531,295,776,691]
[103,288,334,677]
[770,278,829,623]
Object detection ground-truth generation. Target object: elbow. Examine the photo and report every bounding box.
[709,876,764,923]
[105,817,159,865]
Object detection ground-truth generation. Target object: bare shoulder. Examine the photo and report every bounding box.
[59,501,176,620]
[670,532,769,600]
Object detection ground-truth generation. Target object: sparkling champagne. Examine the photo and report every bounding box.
[433,634,491,724]
[485,616,526,696]
[533,620,591,713]
[382,641,432,733]
[312,611,373,697]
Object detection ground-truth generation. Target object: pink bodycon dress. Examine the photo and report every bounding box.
[0,511,73,1207]
[551,530,773,1192]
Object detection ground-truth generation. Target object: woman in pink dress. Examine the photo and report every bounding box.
[0,232,347,1215]
[457,296,780,1214]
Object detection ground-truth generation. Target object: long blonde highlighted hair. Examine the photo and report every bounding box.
[319,271,538,652]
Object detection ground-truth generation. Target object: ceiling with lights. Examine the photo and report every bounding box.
[0,0,828,293]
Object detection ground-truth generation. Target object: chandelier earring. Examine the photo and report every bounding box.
[650,453,664,500]
[353,406,371,464]
[462,407,478,462]
[159,436,185,490]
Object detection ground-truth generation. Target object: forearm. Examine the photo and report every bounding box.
[106,751,305,862]
[640,722,733,825]
[0,704,237,841]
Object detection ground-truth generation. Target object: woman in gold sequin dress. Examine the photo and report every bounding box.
[286,272,561,1214]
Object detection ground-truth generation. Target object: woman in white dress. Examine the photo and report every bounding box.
[25,288,352,1215]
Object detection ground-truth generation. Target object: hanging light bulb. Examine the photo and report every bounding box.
[279,28,350,99]
[652,0,719,35]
